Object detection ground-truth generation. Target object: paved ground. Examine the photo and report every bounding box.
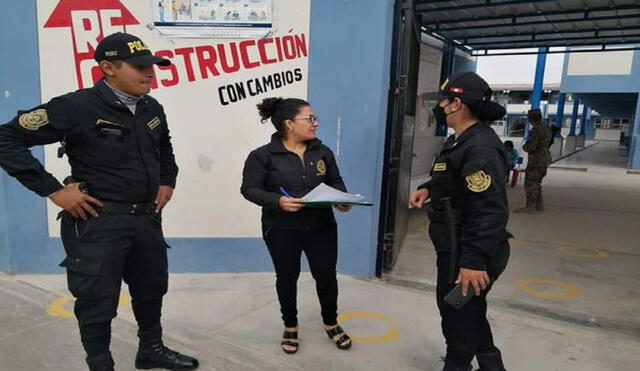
[1,142,639,371]
[1,271,639,371]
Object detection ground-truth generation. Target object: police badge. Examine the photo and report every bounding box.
[465,170,491,193]
[19,109,49,131]
[316,159,327,175]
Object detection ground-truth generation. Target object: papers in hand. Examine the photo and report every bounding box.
[302,183,373,206]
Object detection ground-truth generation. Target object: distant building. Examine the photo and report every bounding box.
[489,83,629,142]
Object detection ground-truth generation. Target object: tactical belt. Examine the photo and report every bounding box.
[99,201,156,215]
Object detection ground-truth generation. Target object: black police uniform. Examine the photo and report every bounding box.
[419,122,510,370]
[0,78,199,369]
[241,133,346,327]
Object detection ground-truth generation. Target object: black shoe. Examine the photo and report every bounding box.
[135,326,199,370]
[86,352,115,371]
[474,349,506,371]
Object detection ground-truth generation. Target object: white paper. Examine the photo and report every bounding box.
[302,183,366,203]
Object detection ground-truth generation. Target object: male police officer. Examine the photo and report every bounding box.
[514,108,552,213]
[0,33,198,371]
[410,72,510,371]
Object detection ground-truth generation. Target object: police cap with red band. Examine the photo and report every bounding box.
[422,71,493,102]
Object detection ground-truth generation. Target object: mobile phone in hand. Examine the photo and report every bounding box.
[444,281,489,309]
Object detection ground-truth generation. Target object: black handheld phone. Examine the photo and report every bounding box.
[444,281,489,309]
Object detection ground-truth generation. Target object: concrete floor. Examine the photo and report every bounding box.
[1,141,639,371]
[1,271,639,371]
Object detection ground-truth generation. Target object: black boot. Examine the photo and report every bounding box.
[474,350,506,371]
[442,360,472,371]
[86,352,115,371]
[135,326,199,370]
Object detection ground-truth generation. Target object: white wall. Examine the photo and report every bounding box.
[567,51,634,76]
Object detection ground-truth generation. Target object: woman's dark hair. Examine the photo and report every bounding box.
[256,97,310,132]
[504,140,514,149]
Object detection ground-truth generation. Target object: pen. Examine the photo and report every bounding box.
[279,187,293,198]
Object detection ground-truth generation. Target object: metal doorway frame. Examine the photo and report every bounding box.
[376,0,420,276]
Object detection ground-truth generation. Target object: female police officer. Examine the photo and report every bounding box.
[410,72,510,371]
[241,97,352,354]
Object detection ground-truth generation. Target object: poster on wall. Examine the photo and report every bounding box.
[37,0,310,238]
[152,0,273,38]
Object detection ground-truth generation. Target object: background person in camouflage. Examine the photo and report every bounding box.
[515,109,552,213]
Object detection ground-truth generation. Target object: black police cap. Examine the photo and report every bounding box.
[423,72,506,121]
[94,32,170,67]
[422,72,493,102]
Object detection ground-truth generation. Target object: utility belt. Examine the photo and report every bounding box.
[62,176,155,215]
[99,201,156,215]
[424,201,461,224]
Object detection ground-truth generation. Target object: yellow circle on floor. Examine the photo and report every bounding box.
[46,294,130,318]
[337,311,400,343]
[515,279,582,300]
[557,245,609,258]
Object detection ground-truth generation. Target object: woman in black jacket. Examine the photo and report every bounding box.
[241,97,352,354]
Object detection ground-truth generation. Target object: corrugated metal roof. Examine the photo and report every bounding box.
[417,0,640,53]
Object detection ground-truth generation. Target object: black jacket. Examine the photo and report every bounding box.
[419,123,509,270]
[0,79,178,202]
[241,133,346,229]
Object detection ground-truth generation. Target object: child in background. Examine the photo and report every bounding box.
[504,140,519,170]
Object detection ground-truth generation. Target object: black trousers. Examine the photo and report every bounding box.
[59,211,169,357]
[429,222,510,366]
[262,223,339,327]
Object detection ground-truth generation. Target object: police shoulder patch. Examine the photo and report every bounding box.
[465,170,491,193]
[19,109,49,131]
[316,159,327,175]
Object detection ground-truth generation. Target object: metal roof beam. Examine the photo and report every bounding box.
[456,25,640,41]
[470,46,640,56]
[427,13,640,32]
[465,33,640,47]
[422,4,640,27]
[414,0,472,4]
[416,0,559,13]
[471,39,640,51]
[423,31,474,55]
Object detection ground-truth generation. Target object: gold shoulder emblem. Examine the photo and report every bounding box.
[316,159,327,175]
[466,170,491,193]
[19,109,49,131]
[147,117,162,130]
[440,78,449,91]
[433,162,447,171]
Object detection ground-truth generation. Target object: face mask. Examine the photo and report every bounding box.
[432,100,454,127]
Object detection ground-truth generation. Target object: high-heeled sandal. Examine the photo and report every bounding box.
[325,325,352,350]
[281,330,299,354]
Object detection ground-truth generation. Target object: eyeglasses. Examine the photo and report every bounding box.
[292,115,319,123]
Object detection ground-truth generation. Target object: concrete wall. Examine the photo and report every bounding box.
[308,0,394,277]
[0,0,394,277]
[0,0,57,273]
[595,129,622,141]
[561,50,640,94]
[560,48,640,169]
